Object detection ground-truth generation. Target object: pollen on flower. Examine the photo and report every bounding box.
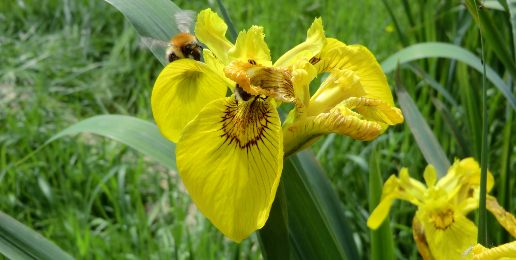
[431,208,455,230]
[218,97,277,151]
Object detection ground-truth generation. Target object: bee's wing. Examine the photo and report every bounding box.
[140,37,169,65]
[175,10,196,33]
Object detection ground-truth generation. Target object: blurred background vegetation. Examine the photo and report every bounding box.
[0,0,514,259]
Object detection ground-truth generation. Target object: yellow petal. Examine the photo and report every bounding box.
[176,96,283,242]
[315,38,395,106]
[412,217,434,260]
[291,61,317,114]
[368,171,425,229]
[274,17,326,67]
[194,8,233,65]
[423,165,437,188]
[203,49,235,88]
[418,209,477,260]
[228,26,272,66]
[367,192,397,229]
[308,68,367,116]
[337,97,404,125]
[151,59,228,142]
[472,241,516,260]
[486,196,516,238]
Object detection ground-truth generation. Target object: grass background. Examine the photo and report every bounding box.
[1,0,514,259]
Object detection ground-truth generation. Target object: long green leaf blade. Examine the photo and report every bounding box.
[47,115,176,170]
[0,211,73,260]
[395,71,451,177]
[381,42,516,111]
[283,151,359,260]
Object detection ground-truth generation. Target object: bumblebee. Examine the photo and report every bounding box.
[167,32,203,62]
[140,10,203,63]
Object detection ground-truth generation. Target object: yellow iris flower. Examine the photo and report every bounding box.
[152,8,402,242]
[367,158,514,260]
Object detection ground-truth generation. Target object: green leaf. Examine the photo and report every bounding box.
[47,115,176,170]
[507,0,516,59]
[0,211,73,260]
[105,0,183,65]
[258,183,291,260]
[465,0,516,77]
[395,70,451,177]
[381,42,516,111]
[282,151,359,260]
[368,149,395,260]
[484,0,506,11]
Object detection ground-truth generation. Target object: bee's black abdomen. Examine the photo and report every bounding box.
[182,43,203,61]
[168,52,180,62]
[235,84,253,101]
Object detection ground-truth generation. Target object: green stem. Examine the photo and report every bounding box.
[470,0,489,245]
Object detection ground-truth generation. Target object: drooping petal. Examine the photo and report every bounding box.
[315,38,395,106]
[486,196,516,237]
[194,8,233,65]
[472,241,516,259]
[228,26,272,66]
[151,59,228,142]
[284,96,404,155]
[224,60,295,102]
[274,17,326,68]
[176,96,283,242]
[417,209,477,260]
[338,97,404,125]
[368,170,425,229]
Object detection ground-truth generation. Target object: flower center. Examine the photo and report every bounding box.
[431,208,455,230]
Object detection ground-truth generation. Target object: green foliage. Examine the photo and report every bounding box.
[1,0,515,258]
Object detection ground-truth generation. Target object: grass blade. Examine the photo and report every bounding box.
[283,151,359,260]
[431,98,471,157]
[0,211,73,260]
[395,69,451,177]
[104,0,183,65]
[465,0,516,77]
[381,42,516,111]
[507,0,516,58]
[368,149,395,260]
[47,115,176,170]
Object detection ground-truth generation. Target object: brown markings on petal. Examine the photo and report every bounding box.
[309,56,321,65]
[219,97,276,151]
[249,67,295,103]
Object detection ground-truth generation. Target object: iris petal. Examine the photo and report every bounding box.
[229,26,272,66]
[194,8,233,65]
[283,96,403,155]
[315,38,395,106]
[151,59,228,142]
[274,17,326,67]
[418,210,477,260]
[176,96,283,242]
